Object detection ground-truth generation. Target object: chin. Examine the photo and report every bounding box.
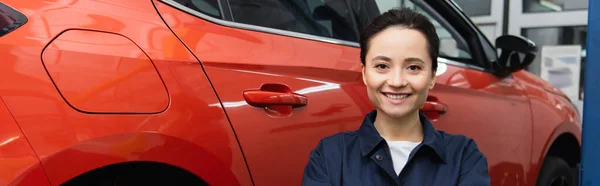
[378,106,414,119]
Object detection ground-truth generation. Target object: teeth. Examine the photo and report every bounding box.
[385,93,409,100]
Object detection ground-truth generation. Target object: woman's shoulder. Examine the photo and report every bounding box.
[317,130,360,148]
[435,130,487,162]
[436,130,480,148]
[309,130,360,157]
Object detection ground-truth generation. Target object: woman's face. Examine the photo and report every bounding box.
[362,27,436,119]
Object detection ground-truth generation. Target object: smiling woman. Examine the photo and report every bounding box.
[361,26,436,121]
[302,8,491,186]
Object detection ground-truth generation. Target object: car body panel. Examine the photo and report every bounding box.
[41,29,170,114]
[0,0,251,185]
[428,63,534,185]
[512,70,582,184]
[0,98,51,186]
[155,3,371,184]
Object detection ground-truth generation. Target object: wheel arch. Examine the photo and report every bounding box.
[544,132,581,167]
[61,161,209,186]
[38,132,242,185]
[539,121,581,166]
[532,121,582,184]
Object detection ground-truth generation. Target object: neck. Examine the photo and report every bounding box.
[374,110,424,142]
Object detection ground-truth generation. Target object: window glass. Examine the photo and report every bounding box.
[173,0,222,19]
[523,0,588,13]
[367,0,472,60]
[227,0,359,42]
[478,33,498,64]
[453,0,491,17]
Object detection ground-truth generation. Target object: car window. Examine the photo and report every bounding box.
[173,0,222,19]
[360,0,473,61]
[227,0,359,42]
[478,30,499,63]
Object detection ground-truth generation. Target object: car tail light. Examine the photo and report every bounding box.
[0,2,27,37]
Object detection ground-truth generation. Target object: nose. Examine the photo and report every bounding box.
[386,69,407,87]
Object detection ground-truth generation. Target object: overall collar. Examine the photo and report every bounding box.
[357,110,446,163]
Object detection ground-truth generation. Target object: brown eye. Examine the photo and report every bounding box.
[375,64,389,70]
[407,65,423,71]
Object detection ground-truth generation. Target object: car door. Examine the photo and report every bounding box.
[155,0,373,185]
[364,1,533,185]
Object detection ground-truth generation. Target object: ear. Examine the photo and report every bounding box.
[429,70,437,89]
[361,63,367,86]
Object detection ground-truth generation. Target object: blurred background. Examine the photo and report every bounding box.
[455,0,589,115]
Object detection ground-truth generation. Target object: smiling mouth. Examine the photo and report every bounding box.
[383,93,412,100]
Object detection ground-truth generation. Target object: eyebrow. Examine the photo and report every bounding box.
[371,56,392,62]
[405,57,425,64]
[371,56,425,64]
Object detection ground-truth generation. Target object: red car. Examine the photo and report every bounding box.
[0,0,581,186]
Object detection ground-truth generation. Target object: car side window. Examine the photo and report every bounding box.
[173,0,222,19]
[227,0,359,42]
[478,33,499,63]
[358,0,473,61]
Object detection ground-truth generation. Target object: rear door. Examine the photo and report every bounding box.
[154,0,372,185]
[156,0,533,185]
[365,1,534,185]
